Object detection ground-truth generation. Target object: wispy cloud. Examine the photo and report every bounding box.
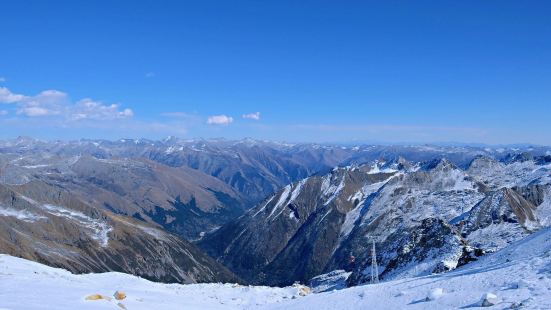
[0,77,6,83]
[207,114,233,125]
[242,112,260,120]
[145,72,156,78]
[0,110,7,116]
[161,112,195,118]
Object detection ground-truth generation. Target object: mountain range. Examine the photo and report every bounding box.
[1,136,550,286]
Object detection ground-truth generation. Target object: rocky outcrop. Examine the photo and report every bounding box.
[347,218,481,286]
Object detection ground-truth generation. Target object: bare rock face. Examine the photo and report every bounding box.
[0,181,238,284]
[513,184,547,207]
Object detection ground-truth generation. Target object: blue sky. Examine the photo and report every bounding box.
[0,1,550,144]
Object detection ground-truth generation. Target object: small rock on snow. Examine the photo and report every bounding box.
[479,293,499,307]
[114,290,126,300]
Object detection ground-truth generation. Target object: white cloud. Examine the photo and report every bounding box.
[0,87,26,104]
[145,72,155,78]
[207,114,233,125]
[0,77,6,83]
[71,98,133,120]
[0,110,8,116]
[20,106,55,117]
[0,87,133,120]
[242,112,261,120]
[16,90,68,117]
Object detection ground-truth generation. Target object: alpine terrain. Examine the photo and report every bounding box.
[200,153,551,287]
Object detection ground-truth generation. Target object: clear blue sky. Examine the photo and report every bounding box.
[0,1,550,144]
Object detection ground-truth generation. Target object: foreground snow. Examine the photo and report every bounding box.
[1,228,551,309]
[0,256,307,310]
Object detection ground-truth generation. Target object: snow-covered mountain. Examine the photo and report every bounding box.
[3,137,547,242]
[2,137,551,288]
[200,156,551,286]
[2,226,550,309]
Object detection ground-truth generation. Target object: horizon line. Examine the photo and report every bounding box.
[2,135,550,149]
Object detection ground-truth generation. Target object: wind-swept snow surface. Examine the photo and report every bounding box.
[2,227,551,309]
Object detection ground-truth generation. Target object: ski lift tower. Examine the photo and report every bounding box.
[371,239,379,284]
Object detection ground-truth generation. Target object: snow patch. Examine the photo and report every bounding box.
[289,179,306,204]
[536,186,551,226]
[19,164,51,169]
[324,177,345,206]
[0,204,46,222]
[42,204,112,247]
[252,196,275,217]
[340,177,394,241]
[467,223,529,253]
[267,185,292,220]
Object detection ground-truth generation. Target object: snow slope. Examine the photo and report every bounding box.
[0,254,308,310]
[1,227,551,309]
